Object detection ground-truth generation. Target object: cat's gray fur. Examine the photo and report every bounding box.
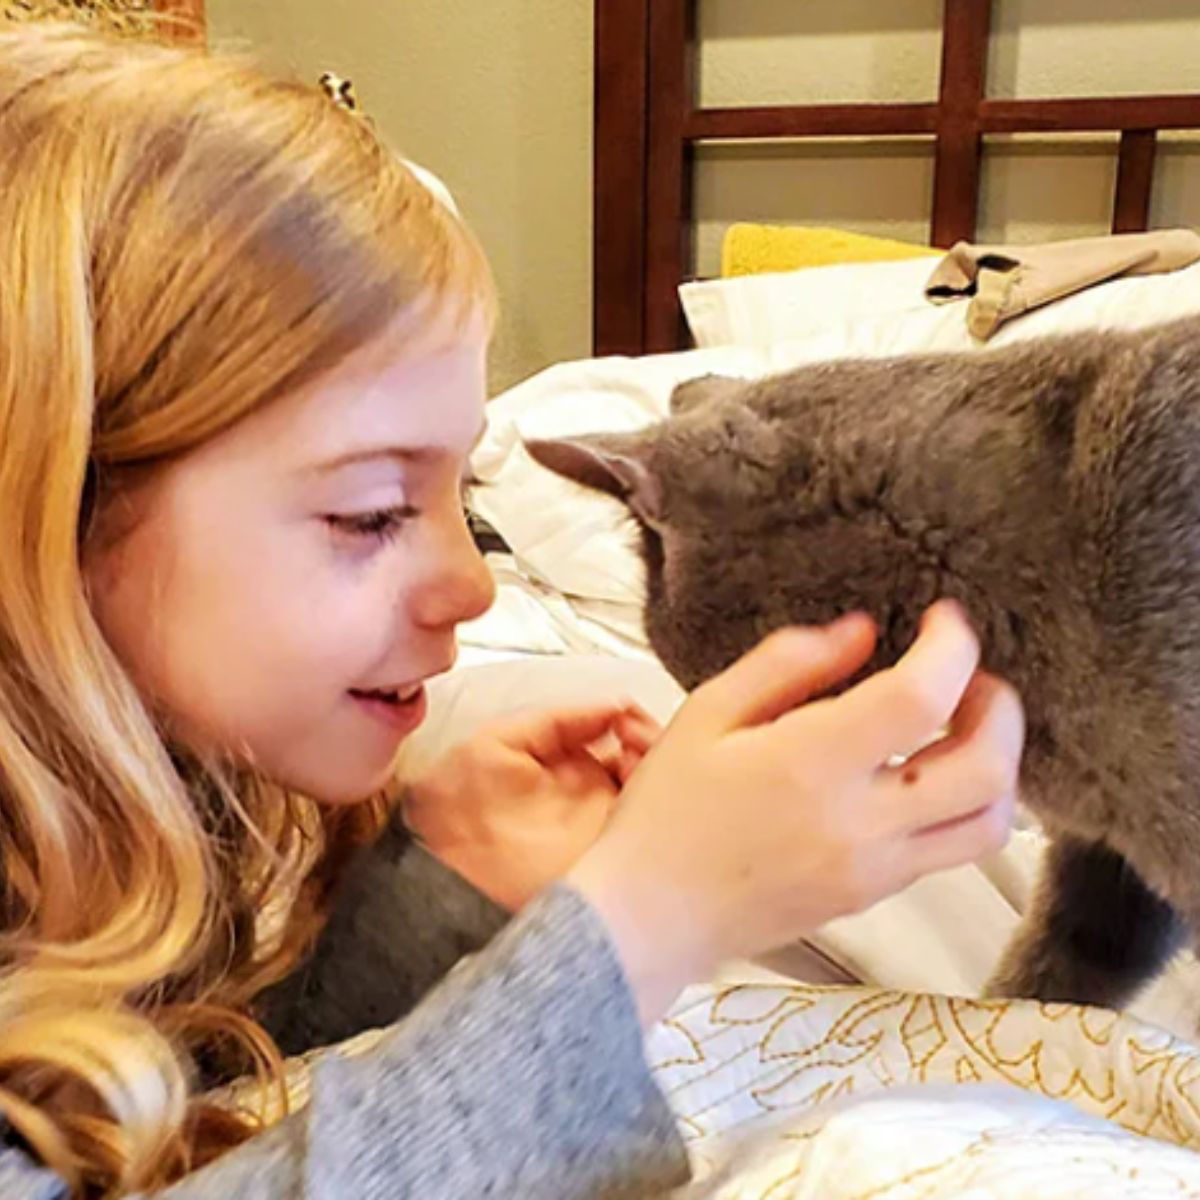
[528,316,1200,1010]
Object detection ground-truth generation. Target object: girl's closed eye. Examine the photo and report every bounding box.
[326,504,418,542]
[325,470,485,544]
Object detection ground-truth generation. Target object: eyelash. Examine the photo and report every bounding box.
[327,506,417,543]
[326,474,486,544]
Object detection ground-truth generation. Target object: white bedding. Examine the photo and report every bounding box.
[679,252,1200,353]
[457,553,655,666]
[650,981,1200,1198]
[687,1085,1200,1199]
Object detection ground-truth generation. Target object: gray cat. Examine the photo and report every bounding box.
[528,315,1200,1011]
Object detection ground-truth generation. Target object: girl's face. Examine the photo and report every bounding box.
[85,312,495,804]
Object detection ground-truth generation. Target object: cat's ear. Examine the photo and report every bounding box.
[669,373,745,417]
[525,433,663,523]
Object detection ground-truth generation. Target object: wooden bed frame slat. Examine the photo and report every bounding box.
[592,0,650,356]
[930,0,991,248]
[594,0,1200,357]
[684,94,1200,142]
[643,0,694,352]
[1113,130,1158,234]
[686,103,938,141]
[980,96,1200,134]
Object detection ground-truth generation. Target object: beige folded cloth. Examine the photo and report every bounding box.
[925,229,1200,340]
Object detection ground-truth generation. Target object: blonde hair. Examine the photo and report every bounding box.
[0,22,493,1196]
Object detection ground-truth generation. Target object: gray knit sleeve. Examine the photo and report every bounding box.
[257,818,511,1056]
[0,885,690,1199]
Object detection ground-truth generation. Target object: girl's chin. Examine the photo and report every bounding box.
[251,707,419,804]
[314,765,400,806]
[276,753,402,807]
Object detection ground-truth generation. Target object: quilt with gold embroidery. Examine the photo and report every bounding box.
[224,978,1200,1198]
[650,982,1200,1197]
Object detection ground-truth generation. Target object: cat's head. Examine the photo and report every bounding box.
[527,373,932,690]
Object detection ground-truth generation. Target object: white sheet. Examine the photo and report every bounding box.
[699,1086,1200,1199]
[457,553,654,663]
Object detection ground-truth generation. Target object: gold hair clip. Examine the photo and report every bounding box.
[318,71,359,113]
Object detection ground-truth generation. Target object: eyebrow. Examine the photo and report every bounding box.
[310,421,488,476]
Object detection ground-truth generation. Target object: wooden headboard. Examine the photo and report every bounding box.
[594,0,1200,358]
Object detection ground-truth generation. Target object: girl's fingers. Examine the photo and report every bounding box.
[906,791,1016,877]
[614,746,645,786]
[595,728,652,787]
[483,704,628,763]
[613,705,662,755]
[595,746,637,788]
[817,601,981,767]
[682,613,878,735]
[873,671,1024,834]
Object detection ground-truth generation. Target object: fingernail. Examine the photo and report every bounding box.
[831,611,870,635]
[922,599,963,630]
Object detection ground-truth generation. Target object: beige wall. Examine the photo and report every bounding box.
[209,1,1200,390]
[694,0,1200,272]
[206,0,592,393]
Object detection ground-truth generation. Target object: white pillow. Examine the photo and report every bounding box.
[680,258,938,349]
[472,347,765,607]
[681,254,1200,353]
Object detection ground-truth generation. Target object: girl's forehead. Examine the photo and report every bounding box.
[229,312,490,471]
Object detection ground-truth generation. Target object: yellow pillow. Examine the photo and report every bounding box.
[720,222,937,278]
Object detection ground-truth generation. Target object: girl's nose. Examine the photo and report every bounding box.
[408,510,495,632]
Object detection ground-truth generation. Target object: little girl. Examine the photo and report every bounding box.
[0,23,1023,1199]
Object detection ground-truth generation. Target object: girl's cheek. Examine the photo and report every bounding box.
[334,548,416,641]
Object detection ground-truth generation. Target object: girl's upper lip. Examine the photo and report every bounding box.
[356,660,455,694]
[352,681,423,698]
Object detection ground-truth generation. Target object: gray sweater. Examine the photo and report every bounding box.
[0,835,690,1198]
[256,819,516,1055]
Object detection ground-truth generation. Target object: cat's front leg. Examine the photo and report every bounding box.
[984,835,1182,1008]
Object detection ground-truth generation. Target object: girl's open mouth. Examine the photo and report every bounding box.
[348,684,427,734]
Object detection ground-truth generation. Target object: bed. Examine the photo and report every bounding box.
[288,6,1200,1195]
[592,0,1200,357]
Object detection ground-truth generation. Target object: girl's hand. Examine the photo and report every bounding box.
[403,703,660,912]
[568,601,1024,1026]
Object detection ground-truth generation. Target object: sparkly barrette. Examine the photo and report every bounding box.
[318,71,360,113]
